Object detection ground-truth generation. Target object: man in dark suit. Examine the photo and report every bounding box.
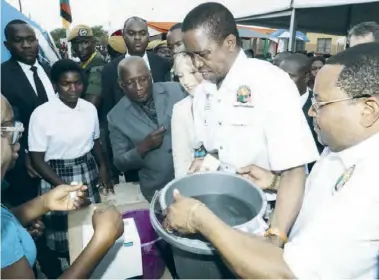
[108,56,186,201]
[1,20,56,205]
[279,54,324,170]
[1,19,63,279]
[101,16,171,183]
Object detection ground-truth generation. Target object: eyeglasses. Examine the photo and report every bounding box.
[311,94,371,113]
[1,121,24,145]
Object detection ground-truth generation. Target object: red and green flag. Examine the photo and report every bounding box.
[60,0,72,28]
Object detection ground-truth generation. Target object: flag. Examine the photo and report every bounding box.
[60,0,72,29]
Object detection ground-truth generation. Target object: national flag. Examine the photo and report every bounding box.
[60,0,72,28]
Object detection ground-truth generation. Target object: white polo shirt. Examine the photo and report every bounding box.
[284,133,379,278]
[28,97,100,161]
[193,50,319,172]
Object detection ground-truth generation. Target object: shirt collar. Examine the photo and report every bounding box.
[219,49,248,92]
[53,95,82,111]
[336,132,379,169]
[300,88,311,107]
[18,60,38,72]
[125,52,148,60]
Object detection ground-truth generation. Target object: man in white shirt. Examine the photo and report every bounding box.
[165,42,379,278]
[183,2,319,242]
[1,19,55,205]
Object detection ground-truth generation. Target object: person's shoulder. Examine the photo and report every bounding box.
[78,98,97,111]
[103,55,123,72]
[155,82,187,99]
[1,59,17,75]
[108,96,128,120]
[31,99,55,116]
[147,52,170,68]
[173,96,192,111]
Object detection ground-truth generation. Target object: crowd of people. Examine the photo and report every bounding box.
[1,1,379,279]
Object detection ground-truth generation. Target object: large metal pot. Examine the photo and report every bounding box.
[150,172,267,255]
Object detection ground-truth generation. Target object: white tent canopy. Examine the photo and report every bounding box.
[107,0,290,25]
[236,0,379,35]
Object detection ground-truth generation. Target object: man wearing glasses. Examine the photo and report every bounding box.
[181,2,319,246]
[165,42,379,279]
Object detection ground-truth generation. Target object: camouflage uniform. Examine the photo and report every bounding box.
[82,52,107,99]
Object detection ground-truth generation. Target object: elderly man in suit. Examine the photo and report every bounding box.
[107,56,186,201]
[1,19,56,205]
[101,16,171,184]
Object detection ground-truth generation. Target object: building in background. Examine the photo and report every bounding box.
[305,33,346,55]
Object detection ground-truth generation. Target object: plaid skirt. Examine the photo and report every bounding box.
[40,152,100,253]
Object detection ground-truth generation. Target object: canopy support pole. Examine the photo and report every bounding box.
[288,8,297,52]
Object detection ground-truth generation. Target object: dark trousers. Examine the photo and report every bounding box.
[35,235,70,278]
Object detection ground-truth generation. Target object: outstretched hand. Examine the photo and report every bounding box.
[43,184,90,212]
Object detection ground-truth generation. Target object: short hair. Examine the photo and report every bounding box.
[4,19,28,40]
[169,23,182,32]
[310,56,326,65]
[348,21,379,42]
[123,17,147,31]
[281,53,311,73]
[273,51,292,66]
[182,2,240,46]
[326,42,379,98]
[51,59,83,84]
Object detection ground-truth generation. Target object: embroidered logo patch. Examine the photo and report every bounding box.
[334,164,356,194]
[78,28,88,36]
[235,85,254,108]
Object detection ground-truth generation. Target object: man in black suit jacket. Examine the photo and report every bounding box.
[279,54,324,170]
[101,17,171,182]
[1,20,56,205]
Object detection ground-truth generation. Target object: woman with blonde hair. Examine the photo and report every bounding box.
[171,52,204,177]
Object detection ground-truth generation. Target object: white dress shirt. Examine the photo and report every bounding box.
[28,97,100,161]
[284,133,379,278]
[18,61,56,100]
[125,52,151,70]
[171,96,196,178]
[193,50,319,172]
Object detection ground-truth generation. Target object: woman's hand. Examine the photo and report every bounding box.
[237,165,277,190]
[99,165,115,195]
[163,189,209,234]
[43,184,90,212]
[92,206,124,244]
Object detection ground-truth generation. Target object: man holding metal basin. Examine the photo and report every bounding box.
[181,2,319,247]
[164,43,379,279]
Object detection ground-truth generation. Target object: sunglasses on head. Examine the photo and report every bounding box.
[1,121,24,145]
